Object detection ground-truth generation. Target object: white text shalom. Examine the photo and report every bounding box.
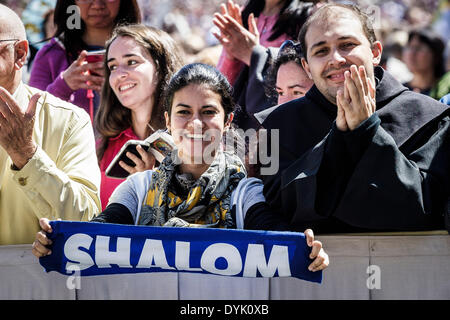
[64,234,291,277]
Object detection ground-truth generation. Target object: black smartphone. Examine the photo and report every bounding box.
[105,140,150,179]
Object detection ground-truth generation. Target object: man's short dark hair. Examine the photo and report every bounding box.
[298,4,377,61]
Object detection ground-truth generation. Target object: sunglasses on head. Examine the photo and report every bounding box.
[278,40,303,59]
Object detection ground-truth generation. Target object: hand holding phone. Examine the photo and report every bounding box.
[85,50,105,63]
[62,50,104,91]
[85,49,105,77]
[106,140,153,179]
[119,143,156,175]
[106,130,174,179]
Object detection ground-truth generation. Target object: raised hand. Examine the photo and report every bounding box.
[220,0,243,26]
[62,50,105,92]
[0,87,40,169]
[336,65,376,131]
[212,2,259,65]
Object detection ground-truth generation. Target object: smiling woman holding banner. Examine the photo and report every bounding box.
[32,63,329,273]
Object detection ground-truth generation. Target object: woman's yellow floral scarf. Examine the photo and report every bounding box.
[138,151,246,228]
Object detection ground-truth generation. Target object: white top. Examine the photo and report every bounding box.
[109,170,266,229]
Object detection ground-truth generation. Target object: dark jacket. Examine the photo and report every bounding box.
[257,66,450,233]
[232,45,278,131]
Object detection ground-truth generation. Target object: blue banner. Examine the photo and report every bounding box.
[39,221,322,283]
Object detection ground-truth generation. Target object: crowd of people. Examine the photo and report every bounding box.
[0,1,449,276]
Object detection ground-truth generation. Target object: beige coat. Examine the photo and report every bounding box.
[0,83,101,245]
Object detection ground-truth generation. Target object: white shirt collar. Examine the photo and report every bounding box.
[12,81,23,100]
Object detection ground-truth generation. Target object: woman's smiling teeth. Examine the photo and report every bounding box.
[185,133,206,140]
[119,83,136,92]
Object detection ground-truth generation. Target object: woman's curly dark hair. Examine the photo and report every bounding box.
[164,63,236,119]
[264,45,304,100]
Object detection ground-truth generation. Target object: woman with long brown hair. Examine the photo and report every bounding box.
[95,24,183,209]
[29,0,141,119]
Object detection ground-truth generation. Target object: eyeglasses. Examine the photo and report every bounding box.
[0,39,19,44]
[75,0,119,4]
[278,40,303,59]
[0,39,19,49]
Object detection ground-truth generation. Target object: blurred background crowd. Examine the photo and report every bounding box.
[2,0,450,96]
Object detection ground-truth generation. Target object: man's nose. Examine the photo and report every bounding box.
[329,48,346,66]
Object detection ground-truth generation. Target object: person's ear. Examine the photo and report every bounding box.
[224,112,234,130]
[14,40,29,70]
[371,41,383,66]
[301,57,313,80]
[164,111,171,133]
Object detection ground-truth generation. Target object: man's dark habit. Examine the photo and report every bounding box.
[256,4,450,234]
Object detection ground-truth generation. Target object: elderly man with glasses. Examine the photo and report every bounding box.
[0,4,101,245]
